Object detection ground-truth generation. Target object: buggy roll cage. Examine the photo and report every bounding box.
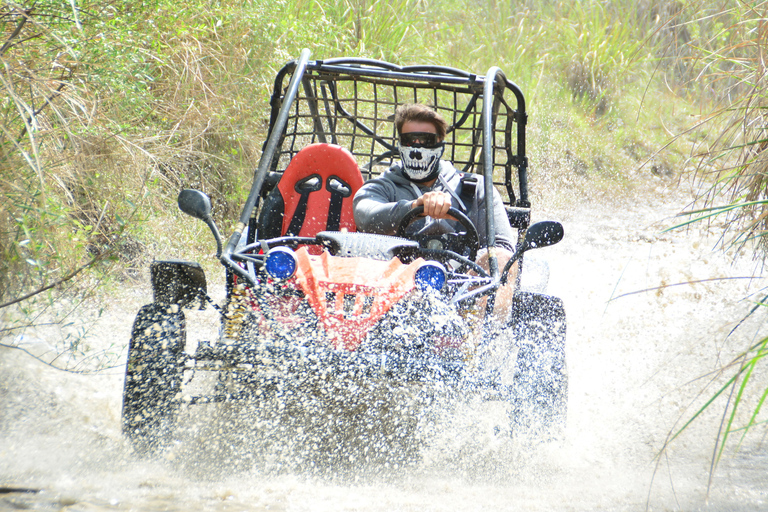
[220,48,532,296]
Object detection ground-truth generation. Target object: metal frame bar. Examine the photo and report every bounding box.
[222,49,529,298]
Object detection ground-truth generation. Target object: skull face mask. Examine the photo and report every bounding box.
[398,143,445,183]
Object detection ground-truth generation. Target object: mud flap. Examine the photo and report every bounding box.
[122,303,186,454]
[151,260,207,309]
[508,291,567,438]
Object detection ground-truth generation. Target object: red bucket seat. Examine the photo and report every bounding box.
[257,143,364,240]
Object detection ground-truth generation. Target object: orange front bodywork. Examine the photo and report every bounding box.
[292,247,423,350]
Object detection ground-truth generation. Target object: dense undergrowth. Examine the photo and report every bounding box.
[0,0,766,478]
[0,0,716,301]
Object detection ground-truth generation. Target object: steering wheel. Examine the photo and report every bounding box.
[396,205,480,263]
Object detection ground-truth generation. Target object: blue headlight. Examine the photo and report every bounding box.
[414,261,446,291]
[265,247,298,280]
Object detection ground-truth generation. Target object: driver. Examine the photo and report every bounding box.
[353,103,518,318]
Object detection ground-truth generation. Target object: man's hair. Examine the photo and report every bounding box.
[394,103,448,140]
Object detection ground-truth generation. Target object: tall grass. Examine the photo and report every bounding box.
[0,2,123,299]
[0,0,433,368]
[0,0,268,368]
[659,0,768,485]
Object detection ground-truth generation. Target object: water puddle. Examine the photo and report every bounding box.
[2,178,767,511]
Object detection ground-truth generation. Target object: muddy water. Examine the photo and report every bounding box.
[2,178,768,511]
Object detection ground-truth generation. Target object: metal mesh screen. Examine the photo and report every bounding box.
[264,62,521,206]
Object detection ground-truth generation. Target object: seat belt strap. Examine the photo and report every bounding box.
[325,176,352,232]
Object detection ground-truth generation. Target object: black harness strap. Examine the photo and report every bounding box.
[285,174,322,236]
[325,175,352,231]
[458,173,478,213]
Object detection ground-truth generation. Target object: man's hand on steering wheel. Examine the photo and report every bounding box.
[396,203,480,264]
[412,191,456,220]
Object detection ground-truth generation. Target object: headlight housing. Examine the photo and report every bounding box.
[414,261,446,291]
[264,247,298,280]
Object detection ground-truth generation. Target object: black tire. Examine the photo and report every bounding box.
[122,303,186,453]
[508,291,567,438]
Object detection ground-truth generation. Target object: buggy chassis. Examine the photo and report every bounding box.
[122,49,567,454]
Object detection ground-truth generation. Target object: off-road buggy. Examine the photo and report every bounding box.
[122,49,567,462]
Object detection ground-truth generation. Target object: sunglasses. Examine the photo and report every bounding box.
[399,132,441,148]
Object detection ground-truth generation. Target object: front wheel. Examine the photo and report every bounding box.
[508,291,567,438]
[122,303,186,453]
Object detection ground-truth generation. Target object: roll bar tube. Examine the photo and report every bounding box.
[482,66,504,283]
[220,48,312,285]
[219,49,529,297]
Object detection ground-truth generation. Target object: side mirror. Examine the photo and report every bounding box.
[500,220,563,285]
[520,221,564,252]
[178,189,212,221]
[177,189,222,258]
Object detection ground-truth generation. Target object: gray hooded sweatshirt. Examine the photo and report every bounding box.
[353,160,516,252]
